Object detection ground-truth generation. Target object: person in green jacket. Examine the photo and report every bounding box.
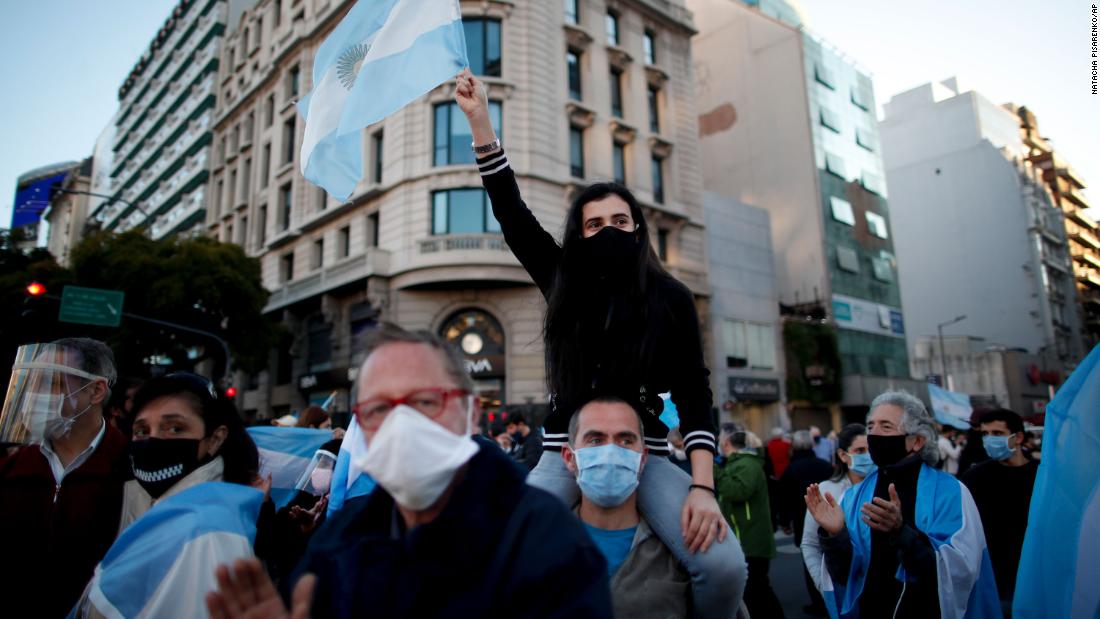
[716,425,786,619]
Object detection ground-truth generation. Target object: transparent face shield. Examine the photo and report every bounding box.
[293,449,338,496]
[0,343,108,445]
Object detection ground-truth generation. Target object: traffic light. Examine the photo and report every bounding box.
[26,282,46,296]
[225,386,237,399]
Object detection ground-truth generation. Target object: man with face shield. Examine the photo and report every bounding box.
[207,324,611,618]
[805,391,1001,618]
[563,397,692,618]
[0,338,128,618]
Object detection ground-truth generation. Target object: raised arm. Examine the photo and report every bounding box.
[454,69,561,296]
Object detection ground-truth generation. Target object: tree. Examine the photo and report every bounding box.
[0,228,72,369]
[67,230,278,379]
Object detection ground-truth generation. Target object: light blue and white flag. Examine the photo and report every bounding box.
[818,464,1001,619]
[659,392,680,430]
[299,0,468,198]
[78,482,262,619]
[928,383,973,430]
[326,417,376,517]
[247,426,331,509]
[1014,344,1100,619]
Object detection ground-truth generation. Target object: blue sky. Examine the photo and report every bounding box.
[1,0,1097,227]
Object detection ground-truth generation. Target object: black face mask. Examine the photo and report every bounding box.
[577,225,639,278]
[867,434,911,468]
[129,437,204,498]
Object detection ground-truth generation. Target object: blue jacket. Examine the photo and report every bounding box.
[288,442,611,618]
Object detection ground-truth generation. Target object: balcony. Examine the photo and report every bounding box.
[151,186,205,239]
[265,249,393,312]
[1073,229,1100,250]
[1079,271,1100,291]
[1074,248,1100,270]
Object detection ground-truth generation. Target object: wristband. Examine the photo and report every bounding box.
[689,484,716,496]
[472,138,501,154]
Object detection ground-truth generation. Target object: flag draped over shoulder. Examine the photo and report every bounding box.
[819,465,1001,619]
[1014,344,1100,619]
[248,426,332,509]
[928,383,973,431]
[326,417,376,517]
[299,0,468,198]
[80,483,263,619]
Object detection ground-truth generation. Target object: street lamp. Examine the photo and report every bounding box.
[937,314,967,390]
[51,187,153,226]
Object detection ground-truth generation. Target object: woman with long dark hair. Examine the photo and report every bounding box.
[455,69,745,616]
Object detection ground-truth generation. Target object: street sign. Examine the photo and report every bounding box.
[59,285,125,327]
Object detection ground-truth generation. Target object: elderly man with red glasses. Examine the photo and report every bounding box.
[208,323,610,619]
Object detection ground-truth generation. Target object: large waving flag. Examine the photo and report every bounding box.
[247,426,332,508]
[326,417,376,517]
[1014,344,1100,618]
[299,0,468,198]
[78,483,262,619]
[928,383,973,430]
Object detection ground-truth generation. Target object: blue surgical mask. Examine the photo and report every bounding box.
[983,435,1014,461]
[848,452,874,477]
[573,444,643,508]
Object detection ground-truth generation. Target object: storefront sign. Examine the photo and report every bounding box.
[728,377,780,402]
[831,293,905,338]
[464,355,505,378]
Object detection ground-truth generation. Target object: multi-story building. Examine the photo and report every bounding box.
[41,158,93,267]
[879,79,1084,380]
[89,0,229,237]
[206,0,710,421]
[11,161,79,250]
[688,0,918,427]
[1013,106,1100,352]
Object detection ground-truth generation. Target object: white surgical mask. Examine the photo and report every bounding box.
[32,380,97,441]
[354,402,478,510]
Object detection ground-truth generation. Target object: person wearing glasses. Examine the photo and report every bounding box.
[0,338,127,619]
[207,323,611,619]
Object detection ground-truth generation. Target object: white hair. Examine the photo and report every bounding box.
[868,390,940,466]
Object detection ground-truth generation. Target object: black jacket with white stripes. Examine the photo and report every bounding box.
[477,150,716,457]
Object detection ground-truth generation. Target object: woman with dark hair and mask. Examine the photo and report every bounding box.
[119,372,260,529]
[801,423,870,594]
[455,69,745,616]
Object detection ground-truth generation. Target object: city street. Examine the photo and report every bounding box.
[772,531,822,619]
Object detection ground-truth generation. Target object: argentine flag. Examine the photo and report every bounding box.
[76,483,262,619]
[299,0,469,198]
[928,383,973,431]
[248,426,332,508]
[327,417,376,517]
[1014,344,1100,618]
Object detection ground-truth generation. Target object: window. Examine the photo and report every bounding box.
[228,169,237,206]
[280,183,292,231]
[850,86,870,111]
[463,18,501,77]
[367,211,380,247]
[225,222,233,243]
[316,185,327,211]
[307,315,332,370]
[657,228,668,261]
[283,118,296,164]
[855,128,875,151]
[281,252,294,282]
[565,0,579,25]
[431,189,500,234]
[651,155,665,204]
[648,86,660,133]
[824,152,846,178]
[830,196,855,225]
[569,126,585,178]
[819,107,841,133]
[230,124,240,152]
[338,225,350,258]
[371,130,384,183]
[814,63,835,90]
[865,211,889,238]
[228,45,236,71]
[612,142,626,184]
[253,17,262,49]
[214,179,224,216]
[265,94,275,127]
[312,238,324,269]
[260,144,271,188]
[606,11,619,46]
[872,256,893,282]
[241,158,252,201]
[243,112,254,145]
[239,215,248,246]
[610,67,623,118]
[567,49,582,100]
[218,136,227,165]
[862,171,886,195]
[257,204,267,245]
[836,246,860,273]
[433,101,502,166]
[722,320,776,370]
[274,0,282,26]
[288,65,301,99]
[643,29,656,64]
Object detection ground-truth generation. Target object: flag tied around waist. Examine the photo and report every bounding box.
[1014,344,1100,618]
[82,482,263,619]
[299,0,469,198]
[248,426,332,508]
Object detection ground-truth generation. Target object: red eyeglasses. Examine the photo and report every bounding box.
[352,388,470,425]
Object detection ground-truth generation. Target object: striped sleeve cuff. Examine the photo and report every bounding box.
[542,432,569,451]
[682,430,717,454]
[477,151,509,177]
